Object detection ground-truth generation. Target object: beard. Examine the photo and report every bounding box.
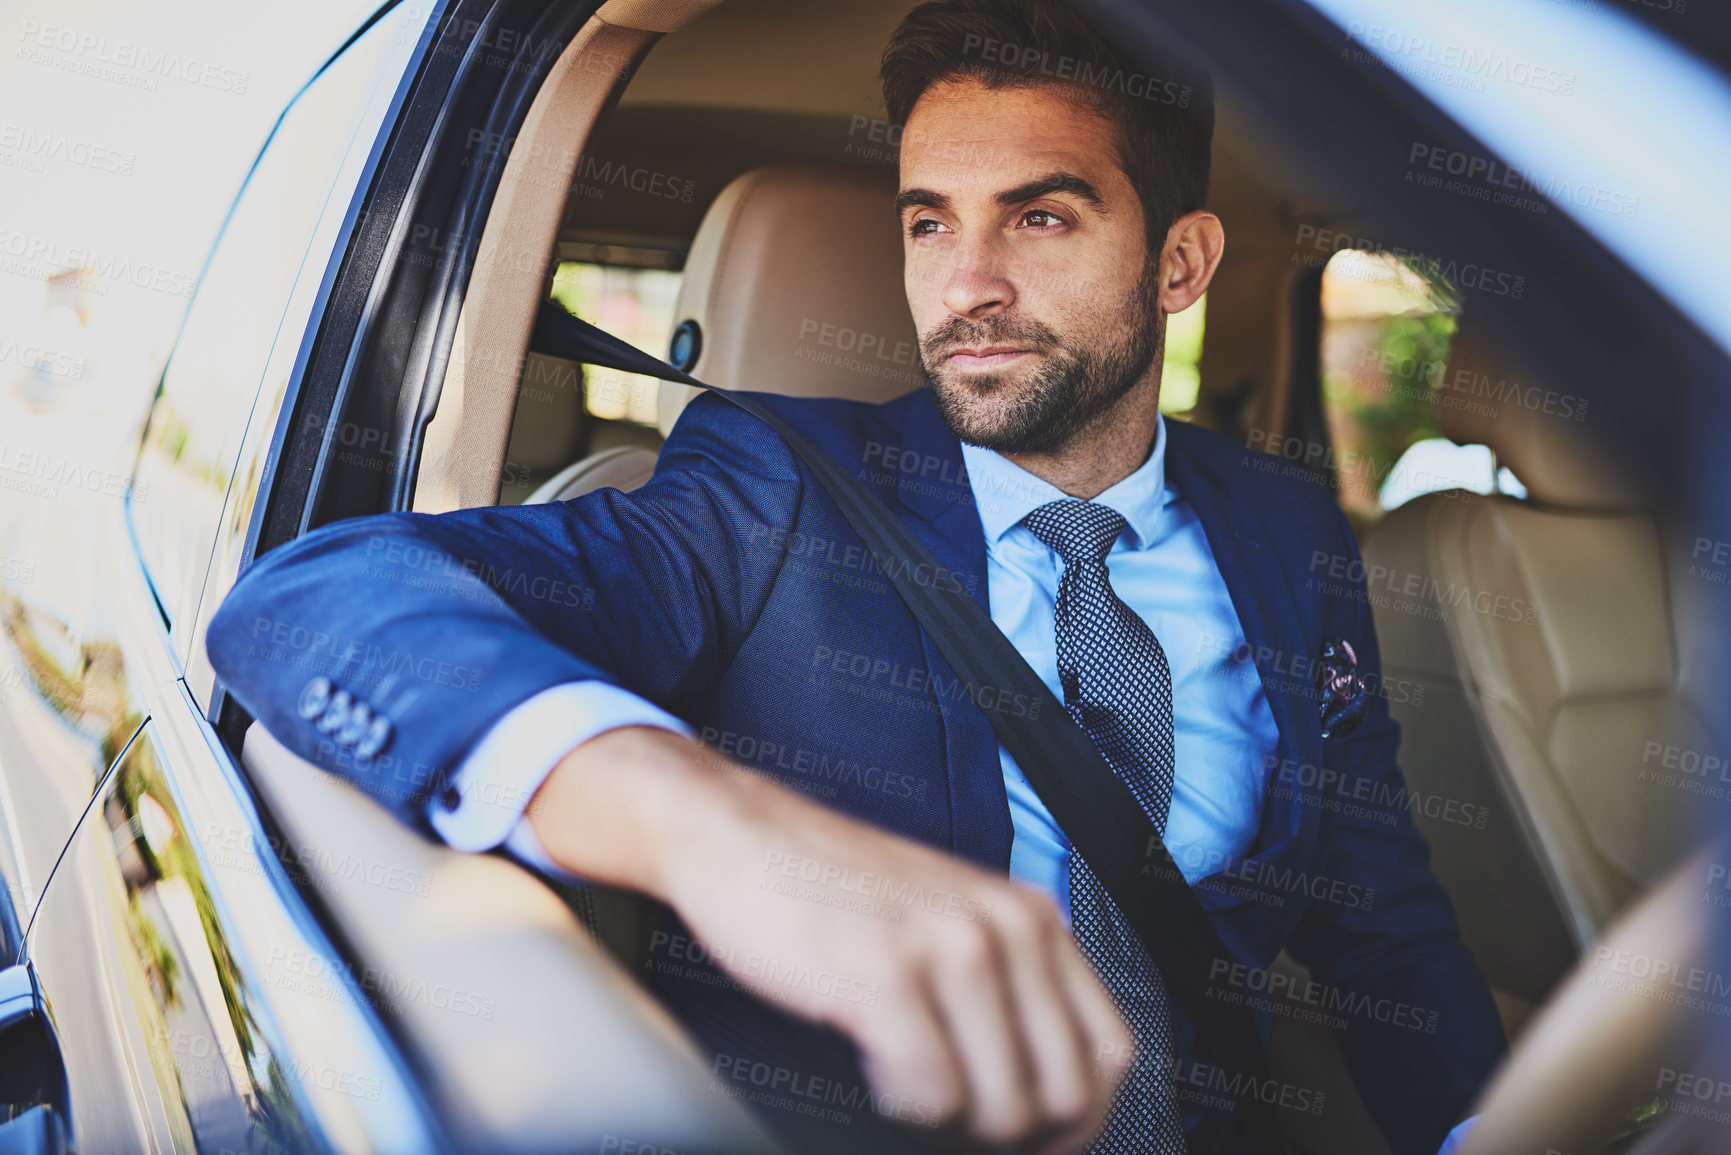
[921,260,1164,455]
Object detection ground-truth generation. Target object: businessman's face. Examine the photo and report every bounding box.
[898,78,1162,455]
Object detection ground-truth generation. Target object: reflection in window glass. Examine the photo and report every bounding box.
[1159,293,1205,418]
[550,262,682,426]
[130,31,391,624]
[1319,250,1462,519]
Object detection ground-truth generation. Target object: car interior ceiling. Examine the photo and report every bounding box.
[376,0,1715,1124]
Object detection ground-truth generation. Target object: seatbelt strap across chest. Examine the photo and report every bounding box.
[531,303,1285,1149]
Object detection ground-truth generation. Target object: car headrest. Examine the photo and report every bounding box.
[656,164,925,437]
[1437,324,1649,510]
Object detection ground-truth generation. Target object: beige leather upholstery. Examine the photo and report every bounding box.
[1363,329,1705,1018]
[240,723,779,1154]
[596,0,725,33]
[1457,847,1727,1155]
[526,445,659,503]
[655,163,924,436]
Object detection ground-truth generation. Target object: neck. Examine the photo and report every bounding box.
[1001,372,1162,500]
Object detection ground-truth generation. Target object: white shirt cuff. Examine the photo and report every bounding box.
[427,680,690,855]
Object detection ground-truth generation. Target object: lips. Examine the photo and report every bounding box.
[945,346,1031,371]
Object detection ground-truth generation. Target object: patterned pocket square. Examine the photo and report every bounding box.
[1316,637,1371,740]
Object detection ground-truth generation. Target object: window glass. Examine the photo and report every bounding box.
[130,27,394,627]
[1159,293,1205,418]
[1317,250,1524,520]
[549,261,683,426]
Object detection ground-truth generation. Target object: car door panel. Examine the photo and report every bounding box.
[26,494,439,1154]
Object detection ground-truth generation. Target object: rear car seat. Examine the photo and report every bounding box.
[1361,326,1711,1033]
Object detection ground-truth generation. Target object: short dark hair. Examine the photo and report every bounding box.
[881,0,1213,246]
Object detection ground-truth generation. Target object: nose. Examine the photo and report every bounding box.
[939,233,1016,319]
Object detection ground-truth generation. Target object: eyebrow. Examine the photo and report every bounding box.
[895,187,949,214]
[995,172,1105,209]
[894,172,1106,216]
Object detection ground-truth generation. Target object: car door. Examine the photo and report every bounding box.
[14,4,450,1151]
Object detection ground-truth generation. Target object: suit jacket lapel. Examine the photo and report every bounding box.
[1163,423,1323,869]
[883,392,1013,871]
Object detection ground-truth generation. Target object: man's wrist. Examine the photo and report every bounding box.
[527,725,770,902]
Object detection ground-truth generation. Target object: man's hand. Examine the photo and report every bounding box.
[529,725,1132,1153]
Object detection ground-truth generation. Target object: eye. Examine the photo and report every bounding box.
[907,217,948,239]
[1020,208,1065,229]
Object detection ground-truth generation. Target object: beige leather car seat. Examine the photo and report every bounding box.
[524,163,923,506]
[1362,328,1710,1030]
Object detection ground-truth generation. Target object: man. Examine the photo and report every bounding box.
[208,1,1505,1151]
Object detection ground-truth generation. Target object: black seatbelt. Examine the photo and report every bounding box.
[531,303,1285,1148]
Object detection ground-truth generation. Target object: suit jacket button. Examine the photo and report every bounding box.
[297,677,333,720]
[438,783,461,812]
[355,715,392,760]
[336,703,372,748]
[316,690,353,734]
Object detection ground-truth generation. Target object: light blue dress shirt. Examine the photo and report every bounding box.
[961,416,1277,922]
[430,415,1279,923]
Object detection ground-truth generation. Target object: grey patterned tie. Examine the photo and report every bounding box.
[1022,498,1187,1155]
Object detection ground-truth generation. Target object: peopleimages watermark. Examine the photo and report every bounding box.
[245,614,484,693]
[1305,549,1539,628]
[15,20,251,94]
[1153,843,1377,912]
[1408,142,1640,220]
[698,725,931,803]
[1706,862,1731,910]
[1353,347,1590,423]
[1639,739,1731,802]
[809,643,1040,721]
[0,121,134,175]
[0,336,86,381]
[646,930,881,1007]
[760,849,994,924]
[844,115,902,164]
[150,1021,384,1103]
[745,519,980,597]
[1266,754,1490,831]
[200,820,433,899]
[1690,537,1731,589]
[1342,21,1576,96]
[364,535,596,610]
[1165,1057,1327,1116]
[1207,957,1440,1034]
[1291,223,1525,301]
[0,442,148,502]
[710,1051,941,1130]
[265,945,499,1021]
[961,33,1193,107]
[1657,1066,1731,1126]
[1586,946,1731,1017]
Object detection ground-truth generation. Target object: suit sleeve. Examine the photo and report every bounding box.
[1283,502,1506,1155]
[205,392,802,828]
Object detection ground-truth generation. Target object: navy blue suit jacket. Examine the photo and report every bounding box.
[208,387,1504,1153]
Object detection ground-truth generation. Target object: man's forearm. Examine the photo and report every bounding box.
[526,724,764,902]
[524,724,1133,1153]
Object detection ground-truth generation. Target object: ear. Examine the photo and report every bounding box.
[1155,210,1226,315]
